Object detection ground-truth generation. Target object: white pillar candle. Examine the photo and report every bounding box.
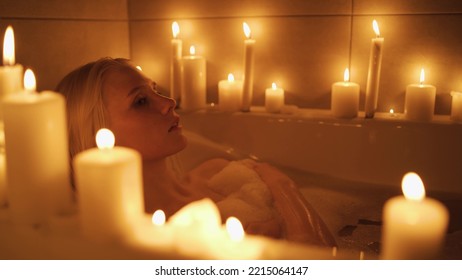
[0,26,23,119]
[241,22,255,112]
[170,22,182,104]
[265,82,284,113]
[181,45,206,111]
[0,150,6,206]
[3,70,73,225]
[73,129,144,242]
[218,73,243,112]
[450,91,462,122]
[405,69,436,122]
[365,20,384,119]
[382,172,449,260]
[331,68,360,118]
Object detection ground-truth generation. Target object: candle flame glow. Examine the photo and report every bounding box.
[226,216,245,241]
[344,68,350,82]
[389,108,394,114]
[23,69,36,92]
[152,210,166,226]
[419,68,425,84]
[372,20,380,37]
[136,66,142,71]
[189,45,196,55]
[172,21,180,38]
[272,82,277,90]
[402,172,426,201]
[243,22,251,39]
[96,128,115,150]
[228,73,235,82]
[3,26,15,65]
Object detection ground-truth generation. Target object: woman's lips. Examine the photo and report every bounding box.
[168,117,181,132]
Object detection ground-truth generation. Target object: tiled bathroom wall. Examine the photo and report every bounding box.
[2,0,462,114]
[0,0,130,91]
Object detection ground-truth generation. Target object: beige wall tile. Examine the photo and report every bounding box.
[0,20,130,91]
[0,0,128,20]
[128,0,351,19]
[354,0,462,15]
[130,16,351,108]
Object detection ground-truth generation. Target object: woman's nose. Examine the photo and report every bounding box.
[155,93,176,115]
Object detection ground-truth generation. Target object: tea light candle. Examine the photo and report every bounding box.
[73,128,144,242]
[241,22,255,112]
[218,73,243,112]
[0,26,23,115]
[265,82,284,113]
[365,20,384,119]
[170,22,182,103]
[181,45,206,111]
[404,69,436,122]
[382,172,449,260]
[3,69,73,225]
[331,68,360,118]
[450,91,462,122]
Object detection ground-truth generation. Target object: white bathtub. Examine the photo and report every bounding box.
[178,107,462,259]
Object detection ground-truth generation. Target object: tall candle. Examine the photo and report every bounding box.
[241,22,255,112]
[218,73,243,112]
[0,26,23,119]
[265,82,284,113]
[73,128,144,242]
[170,21,182,104]
[181,45,206,111]
[3,70,73,225]
[404,69,436,122]
[382,172,449,260]
[450,91,462,122]
[364,20,384,119]
[331,68,360,118]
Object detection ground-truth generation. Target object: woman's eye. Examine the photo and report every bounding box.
[134,96,148,107]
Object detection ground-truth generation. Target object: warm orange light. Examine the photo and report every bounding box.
[226,216,245,241]
[419,68,425,84]
[271,82,277,90]
[23,69,36,92]
[172,21,180,38]
[402,172,426,201]
[227,73,235,82]
[372,20,380,37]
[152,210,166,226]
[96,128,115,149]
[3,26,15,66]
[189,45,196,56]
[389,108,395,114]
[344,68,350,82]
[136,65,142,71]
[243,22,251,39]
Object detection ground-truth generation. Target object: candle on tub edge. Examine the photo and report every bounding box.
[241,22,255,112]
[181,45,206,111]
[218,73,243,112]
[265,82,284,113]
[450,91,462,122]
[0,26,23,118]
[170,21,182,104]
[364,20,384,119]
[382,172,449,260]
[331,68,360,118]
[73,128,144,242]
[404,69,436,122]
[3,69,73,225]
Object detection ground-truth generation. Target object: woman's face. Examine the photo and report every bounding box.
[102,66,187,161]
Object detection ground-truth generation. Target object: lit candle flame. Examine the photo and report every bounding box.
[136,65,142,71]
[372,20,380,37]
[189,45,196,56]
[272,82,277,90]
[172,21,180,38]
[419,68,425,84]
[23,69,36,92]
[402,172,426,201]
[96,128,115,150]
[344,68,350,82]
[3,26,15,66]
[389,108,394,114]
[227,73,235,82]
[152,210,166,226]
[243,22,251,39]
[226,216,245,241]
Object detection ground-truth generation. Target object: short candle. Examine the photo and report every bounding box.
[404,68,436,122]
[265,82,284,113]
[218,73,243,112]
[450,91,462,123]
[331,68,360,118]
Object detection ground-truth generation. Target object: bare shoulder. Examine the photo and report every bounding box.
[187,158,230,181]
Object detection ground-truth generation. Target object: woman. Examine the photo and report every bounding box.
[56,57,335,247]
